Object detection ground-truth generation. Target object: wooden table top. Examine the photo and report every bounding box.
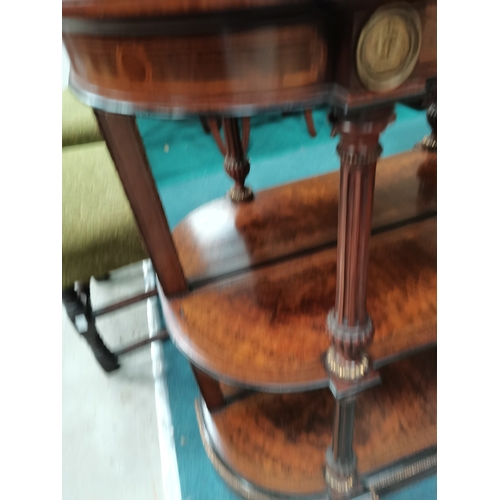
[62,0,305,18]
[62,0,436,116]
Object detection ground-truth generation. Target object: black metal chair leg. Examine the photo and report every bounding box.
[62,283,120,372]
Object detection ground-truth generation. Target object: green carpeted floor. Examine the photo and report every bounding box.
[136,105,437,500]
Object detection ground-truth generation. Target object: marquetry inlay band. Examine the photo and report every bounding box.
[356,4,422,92]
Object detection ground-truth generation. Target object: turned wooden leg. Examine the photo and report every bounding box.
[62,282,120,372]
[324,106,395,498]
[222,117,253,202]
[282,109,317,137]
[207,116,253,202]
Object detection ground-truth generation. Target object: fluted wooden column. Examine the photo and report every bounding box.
[325,106,395,499]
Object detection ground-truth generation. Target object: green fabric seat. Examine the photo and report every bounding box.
[62,89,102,147]
[62,142,147,289]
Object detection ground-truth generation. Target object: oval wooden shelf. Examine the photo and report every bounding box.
[196,350,436,498]
[173,150,437,285]
[161,217,436,390]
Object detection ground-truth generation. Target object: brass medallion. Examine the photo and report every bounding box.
[356,4,422,92]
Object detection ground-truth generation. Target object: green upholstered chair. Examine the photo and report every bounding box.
[62,89,102,147]
[62,141,168,372]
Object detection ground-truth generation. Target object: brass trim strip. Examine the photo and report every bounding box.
[194,396,436,500]
[194,398,328,500]
[364,453,437,493]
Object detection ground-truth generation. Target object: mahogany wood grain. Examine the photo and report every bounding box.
[161,217,436,390]
[94,111,188,296]
[172,149,437,285]
[327,107,395,363]
[62,4,438,494]
[353,350,437,475]
[63,21,329,116]
[62,1,436,116]
[62,0,306,18]
[201,349,436,495]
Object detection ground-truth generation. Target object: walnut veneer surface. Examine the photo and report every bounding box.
[163,217,436,390]
[200,349,436,494]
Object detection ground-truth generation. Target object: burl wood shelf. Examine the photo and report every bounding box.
[163,217,436,390]
[196,349,436,499]
[158,148,437,497]
[162,150,437,390]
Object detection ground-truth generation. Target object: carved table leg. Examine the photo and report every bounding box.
[325,106,395,499]
[207,116,253,202]
[223,118,253,202]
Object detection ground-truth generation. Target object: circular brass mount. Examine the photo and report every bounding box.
[356,4,422,92]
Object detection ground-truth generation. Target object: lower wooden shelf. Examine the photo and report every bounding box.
[161,217,436,390]
[196,349,436,499]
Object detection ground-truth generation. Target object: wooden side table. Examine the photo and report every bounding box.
[63,1,437,497]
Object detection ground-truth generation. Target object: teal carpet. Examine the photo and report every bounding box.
[137,105,437,500]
